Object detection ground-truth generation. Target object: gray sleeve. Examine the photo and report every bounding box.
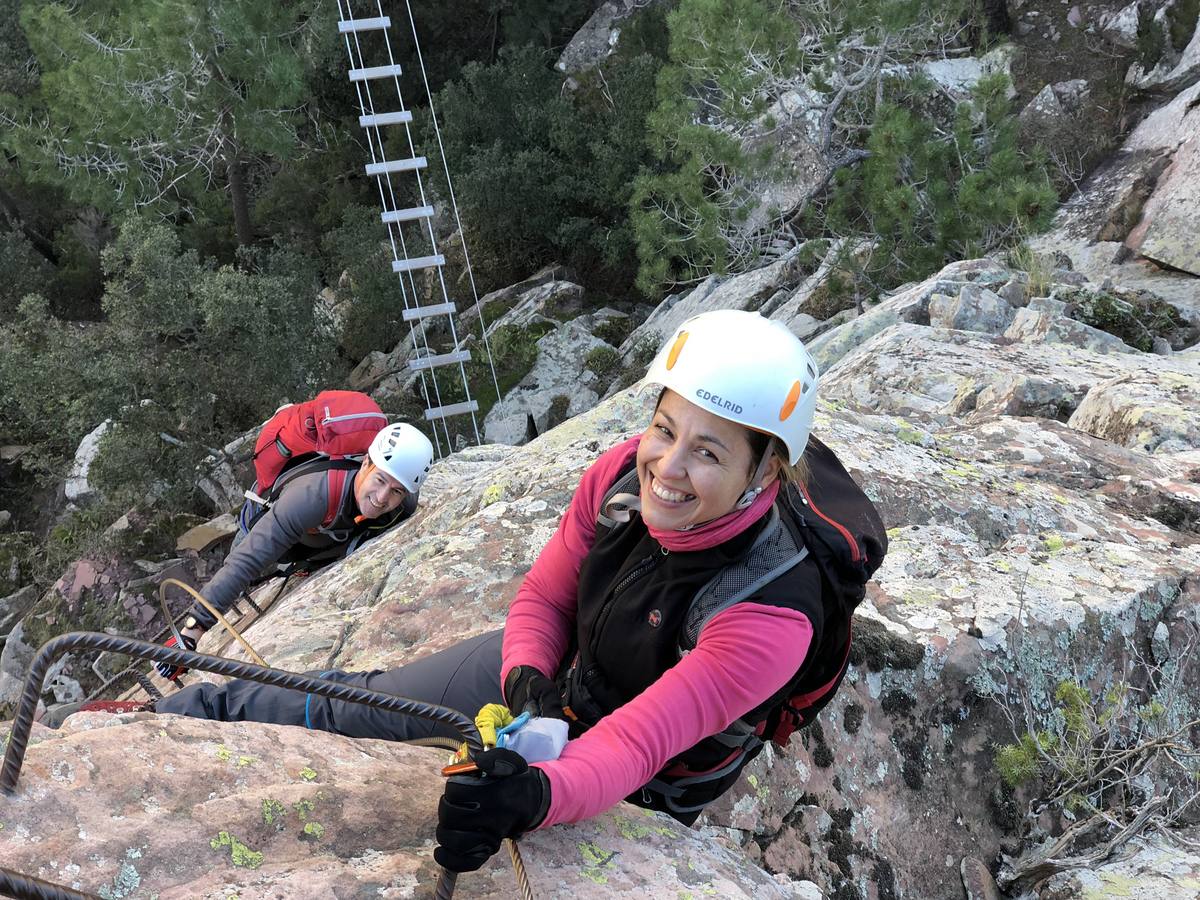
[191,473,331,628]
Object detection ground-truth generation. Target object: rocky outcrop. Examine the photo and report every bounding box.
[556,0,668,76]
[482,313,619,445]
[1032,79,1200,318]
[0,713,811,898]
[64,420,112,506]
[5,255,1199,896]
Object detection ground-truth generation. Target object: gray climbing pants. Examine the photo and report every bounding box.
[154,629,504,742]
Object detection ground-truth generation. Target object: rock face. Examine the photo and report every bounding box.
[483,316,616,445]
[5,255,1200,896]
[1032,80,1200,318]
[64,420,112,505]
[0,713,808,898]
[555,0,668,75]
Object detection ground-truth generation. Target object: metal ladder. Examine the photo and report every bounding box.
[335,1,500,457]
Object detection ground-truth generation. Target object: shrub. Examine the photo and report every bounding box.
[584,345,621,381]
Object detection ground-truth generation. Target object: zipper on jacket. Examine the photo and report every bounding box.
[322,408,389,425]
[589,545,668,657]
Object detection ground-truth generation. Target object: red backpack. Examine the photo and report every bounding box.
[248,390,388,528]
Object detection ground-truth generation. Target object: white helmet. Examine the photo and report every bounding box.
[641,309,819,465]
[367,423,434,492]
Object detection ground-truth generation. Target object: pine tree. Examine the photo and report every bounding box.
[2,1,334,247]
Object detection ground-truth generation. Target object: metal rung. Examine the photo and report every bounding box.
[365,156,427,177]
[349,64,403,82]
[339,16,391,33]
[424,400,480,421]
[408,349,471,371]
[359,111,413,128]
[382,205,434,224]
[392,254,444,273]
[402,301,457,322]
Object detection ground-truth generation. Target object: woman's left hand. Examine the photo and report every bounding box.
[435,748,550,872]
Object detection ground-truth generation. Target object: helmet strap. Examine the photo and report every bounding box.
[735,442,776,510]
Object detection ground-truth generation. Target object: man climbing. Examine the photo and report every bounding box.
[155,421,434,680]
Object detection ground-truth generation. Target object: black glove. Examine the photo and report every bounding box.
[154,632,198,680]
[504,665,566,720]
[435,747,550,873]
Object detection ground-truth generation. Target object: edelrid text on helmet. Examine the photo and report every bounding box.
[641,309,820,465]
[695,389,743,415]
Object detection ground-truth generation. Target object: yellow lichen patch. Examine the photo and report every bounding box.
[1042,534,1066,554]
[578,841,617,885]
[215,745,232,762]
[481,483,505,507]
[292,798,316,820]
[299,766,318,781]
[301,822,325,840]
[261,799,286,827]
[210,831,263,870]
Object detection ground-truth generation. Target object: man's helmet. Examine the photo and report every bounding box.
[367,423,434,492]
[642,309,819,465]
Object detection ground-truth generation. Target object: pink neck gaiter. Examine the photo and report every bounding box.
[644,480,780,552]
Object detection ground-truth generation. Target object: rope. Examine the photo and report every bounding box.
[158,578,267,668]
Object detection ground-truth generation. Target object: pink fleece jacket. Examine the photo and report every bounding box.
[502,437,813,827]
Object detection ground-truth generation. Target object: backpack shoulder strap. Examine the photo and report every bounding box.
[677,505,810,654]
[594,463,641,532]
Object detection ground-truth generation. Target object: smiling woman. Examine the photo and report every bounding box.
[153,310,887,879]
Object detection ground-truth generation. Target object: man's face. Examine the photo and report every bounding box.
[354,462,408,519]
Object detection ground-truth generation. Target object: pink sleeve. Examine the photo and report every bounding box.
[533,603,813,827]
[501,437,641,688]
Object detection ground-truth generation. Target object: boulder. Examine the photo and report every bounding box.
[1100,1,1142,49]
[195,427,257,513]
[1125,2,1200,92]
[0,584,37,642]
[920,45,1019,101]
[1017,830,1200,898]
[556,0,669,75]
[0,617,34,707]
[64,420,112,505]
[619,251,808,361]
[1068,361,1200,453]
[1133,134,1200,276]
[1031,80,1200,322]
[0,713,808,898]
[928,283,1015,334]
[1018,79,1090,129]
[483,320,614,445]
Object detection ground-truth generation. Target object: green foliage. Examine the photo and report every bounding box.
[320,204,407,361]
[584,345,620,381]
[0,215,342,505]
[0,0,36,96]
[995,732,1052,787]
[0,230,52,319]
[4,1,334,242]
[433,44,662,292]
[827,74,1057,289]
[592,315,633,348]
[1058,285,1188,352]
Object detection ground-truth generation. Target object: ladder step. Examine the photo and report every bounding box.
[359,111,413,128]
[349,64,403,82]
[365,156,427,177]
[402,301,457,322]
[338,16,391,34]
[425,400,480,421]
[392,254,444,274]
[382,205,435,224]
[409,349,471,371]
